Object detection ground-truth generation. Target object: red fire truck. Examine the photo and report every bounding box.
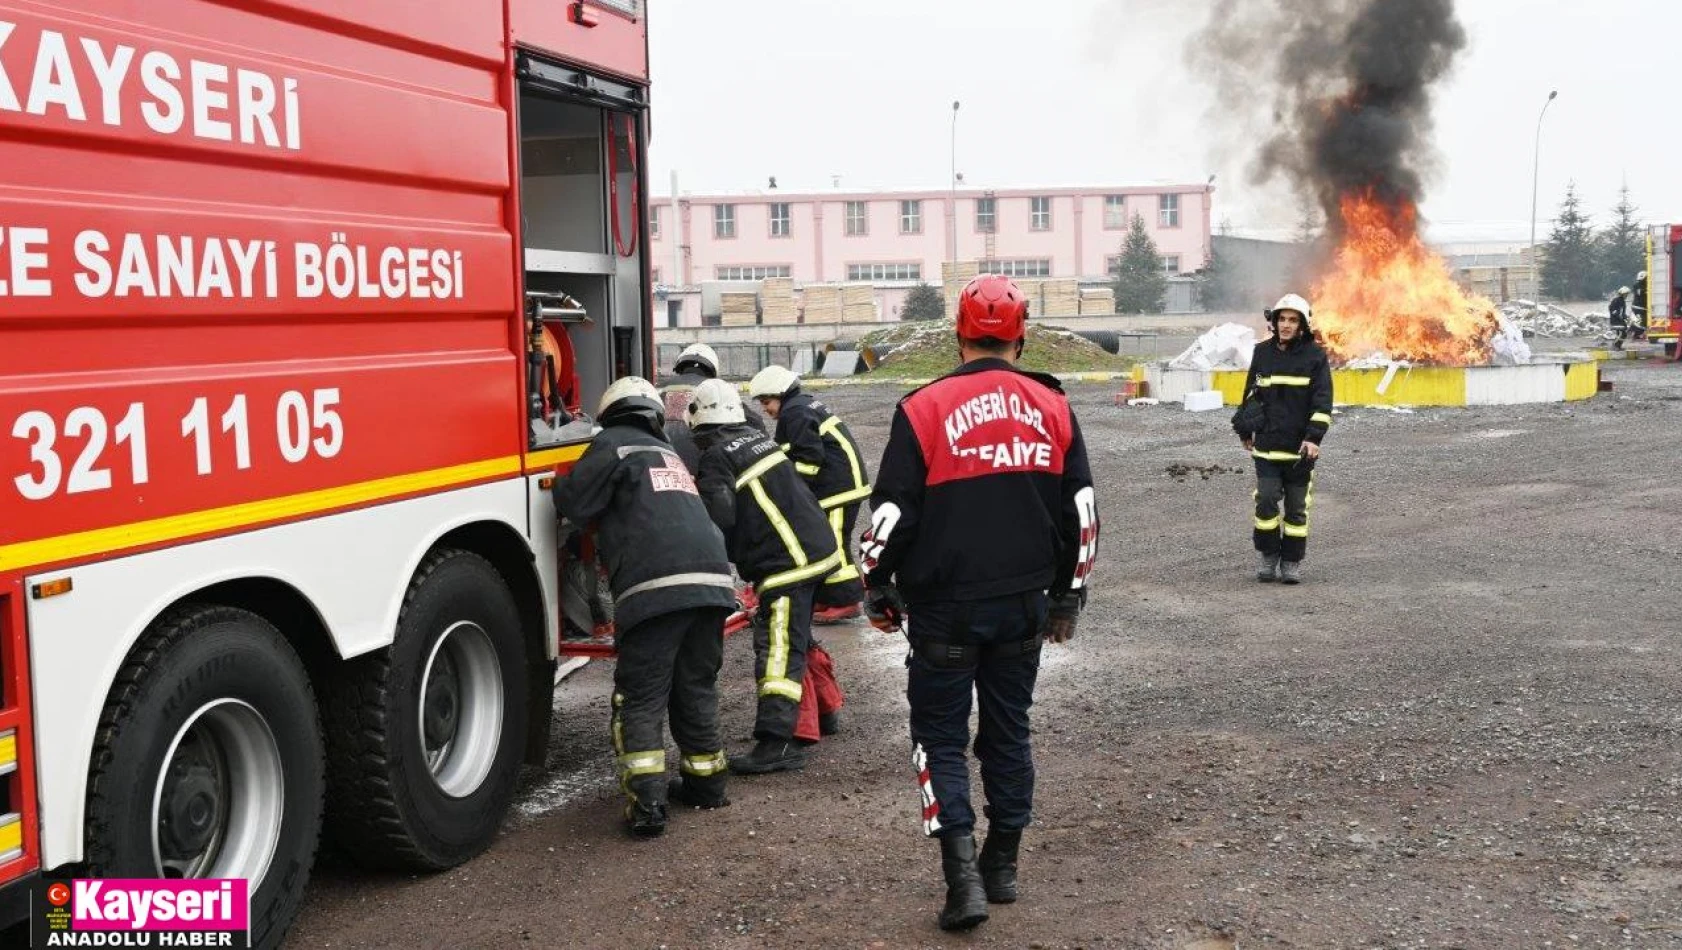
[0,1,657,943]
[1642,224,1680,352]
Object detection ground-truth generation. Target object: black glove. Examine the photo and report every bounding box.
[865,583,907,633]
[1042,591,1082,644]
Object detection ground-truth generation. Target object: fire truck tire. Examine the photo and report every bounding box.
[322,548,528,870]
[83,606,324,950]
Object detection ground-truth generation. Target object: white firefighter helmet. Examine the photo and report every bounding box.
[1619,286,1631,296]
[1638,271,1647,281]
[673,343,721,378]
[1270,293,1313,322]
[687,378,745,427]
[749,365,800,400]
[596,375,663,419]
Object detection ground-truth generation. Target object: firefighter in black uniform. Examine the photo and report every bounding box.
[1633,272,1649,335]
[861,275,1099,932]
[552,377,738,838]
[1609,287,1632,350]
[658,343,765,474]
[1233,293,1334,585]
[748,364,873,624]
[688,378,842,775]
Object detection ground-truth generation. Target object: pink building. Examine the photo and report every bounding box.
[648,184,1214,327]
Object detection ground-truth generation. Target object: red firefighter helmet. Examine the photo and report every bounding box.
[956,274,1029,342]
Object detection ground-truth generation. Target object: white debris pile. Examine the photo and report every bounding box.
[1169,323,1258,370]
[1488,310,1533,365]
[1498,300,1609,339]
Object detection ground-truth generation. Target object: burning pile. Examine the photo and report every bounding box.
[1313,189,1500,364]
[1192,0,1507,366]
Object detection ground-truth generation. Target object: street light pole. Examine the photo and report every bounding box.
[1529,89,1558,300]
[950,100,960,265]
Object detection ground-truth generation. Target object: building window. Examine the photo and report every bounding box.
[1159,194,1181,228]
[845,201,869,236]
[1161,255,1182,274]
[652,267,662,285]
[714,204,736,239]
[900,200,922,235]
[1105,255,1123,276]
[846,262,922,282]
[769,203,791,238]
[976,197,997,233]
[650,206,661,239]
[1104,195,1127,229]
[980,259,1051,279]
[715,265,792,280]
[1031,197,1052,231]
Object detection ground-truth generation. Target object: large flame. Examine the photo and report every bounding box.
[1312,190,1499,365]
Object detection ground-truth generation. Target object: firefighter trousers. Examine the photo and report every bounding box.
[752,582,818,741]
[815,503,864,609]
[1254,456,1316,563]
[906,591,1047,839]
[611,607,731,808]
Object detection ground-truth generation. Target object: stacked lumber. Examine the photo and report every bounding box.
[942,260,981,316]
[720,291,758,326]
[802,284,844,324]
[1079,286,1117,315]
[1040,279,1081,317]
[841,284,877,323]
[761,277,798,325]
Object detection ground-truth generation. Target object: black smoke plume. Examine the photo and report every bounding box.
[1191,0,1467,241]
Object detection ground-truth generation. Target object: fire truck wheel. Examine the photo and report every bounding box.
[83,606,324,950]
[322,548,528,870]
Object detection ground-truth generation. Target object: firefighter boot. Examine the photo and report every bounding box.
[668,775,731,809]
[938,834,990,931]
[819,711,842,736]
[732,739,808,775]
[978,827,1022,904]
[1257,553,1280,583]
[1279,561,1302,585]
[625,781,667,838]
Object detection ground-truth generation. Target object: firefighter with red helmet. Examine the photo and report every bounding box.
[689,379,843,775]
[861,275,1099,932]
[1233,294,1334,584]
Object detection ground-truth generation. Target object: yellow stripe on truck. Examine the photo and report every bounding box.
[0,456,525,574]
[0,731,14,773]
[0,813,20,858]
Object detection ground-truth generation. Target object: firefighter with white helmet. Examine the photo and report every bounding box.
[659,343,764,474]
[551,376,738,836]
[1633,272,1649,332]
[1232,293,1334,584]
[689,378,841,774]
[749,365,873,626]
[1610,286,1633,349]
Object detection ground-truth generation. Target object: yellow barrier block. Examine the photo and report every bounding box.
[1564,361,1600,401]
[1211,370,1249,406]
[1215,367,1471,407]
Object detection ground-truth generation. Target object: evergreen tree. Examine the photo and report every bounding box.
[1595,185,1645,292]
[900,282,945,321]
[1540,182,1598,300]
[1113,214,1169,314]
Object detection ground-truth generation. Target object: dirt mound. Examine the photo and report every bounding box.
[857,319,1131,380]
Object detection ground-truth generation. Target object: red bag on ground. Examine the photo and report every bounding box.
[793,642,845,743]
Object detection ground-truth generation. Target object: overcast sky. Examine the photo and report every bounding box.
[646,0,1673,245]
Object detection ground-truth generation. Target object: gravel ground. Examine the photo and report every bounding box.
[289,356,1682,950]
